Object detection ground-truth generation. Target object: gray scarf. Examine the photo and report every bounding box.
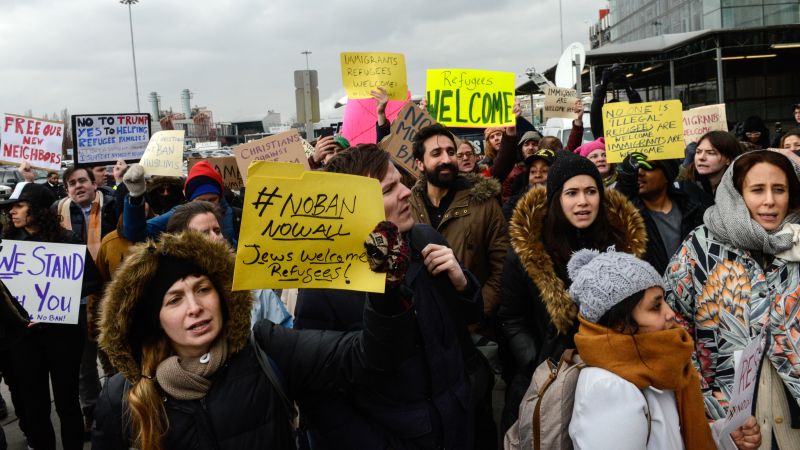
[156,338,229,400]
[704,151,800,255]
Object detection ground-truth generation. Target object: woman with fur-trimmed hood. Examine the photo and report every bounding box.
[497,152,648,431]
[92,231,416,449]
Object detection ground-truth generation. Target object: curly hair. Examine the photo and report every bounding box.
[2,201,66,243]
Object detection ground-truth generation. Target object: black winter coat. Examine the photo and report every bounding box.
[497,187,647,430]
[92,304,416,449]
[294,224,485,449]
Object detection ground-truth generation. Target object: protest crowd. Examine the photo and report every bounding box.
[3,59,800,450]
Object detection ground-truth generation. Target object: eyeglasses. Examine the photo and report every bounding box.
[456,152,475,159]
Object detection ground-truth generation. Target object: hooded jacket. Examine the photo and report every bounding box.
[92,232,416,449]
[409,173,509,318]
[497,186,647,428]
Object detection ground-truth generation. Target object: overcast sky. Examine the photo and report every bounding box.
[1,0,604,123]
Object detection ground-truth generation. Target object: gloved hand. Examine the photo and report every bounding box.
[364,221,410,289]
[617,152,653,178]
[122,163,146,198]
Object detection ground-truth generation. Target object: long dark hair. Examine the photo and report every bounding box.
[686,130,743,192]
[597,290,646,334]
[2,201,66,243]
[542,188,626,282]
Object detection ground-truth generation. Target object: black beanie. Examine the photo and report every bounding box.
[546,152,604,205]
[651,158,681,185]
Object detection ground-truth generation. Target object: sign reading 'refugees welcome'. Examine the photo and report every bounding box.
[0,240,86,325]
[232,162,385,293]
[426,69,515,128]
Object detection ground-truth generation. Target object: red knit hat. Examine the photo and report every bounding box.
[184,160,224,200]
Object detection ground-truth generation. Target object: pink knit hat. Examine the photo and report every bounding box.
[575,137,605,158]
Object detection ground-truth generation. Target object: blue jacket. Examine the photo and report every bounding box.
[121,195,240,246]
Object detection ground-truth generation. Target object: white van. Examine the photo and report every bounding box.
[541,113,594,147]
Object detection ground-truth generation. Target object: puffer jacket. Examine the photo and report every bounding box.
[92,232,416,449]
[664,224,800,424]
[497,187,647,429]
[409,173,509,317]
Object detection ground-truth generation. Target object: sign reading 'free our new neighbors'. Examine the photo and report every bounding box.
[0,240,86,325]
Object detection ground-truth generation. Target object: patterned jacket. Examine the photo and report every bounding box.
[664,224,800,420]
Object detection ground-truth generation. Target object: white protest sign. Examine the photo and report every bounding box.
[1,113,64,170]
[543,87,578,120]
[682,104,728,145]
[0,240,87,325]
[713,328,768,448]
[139,130,185,177]
[72,113,151,164]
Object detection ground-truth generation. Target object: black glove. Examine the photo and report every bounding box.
[617,152,654,177]
[601,64,627,87]
[364,221,410,289]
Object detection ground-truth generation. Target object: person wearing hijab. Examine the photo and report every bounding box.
[665,150,800,449]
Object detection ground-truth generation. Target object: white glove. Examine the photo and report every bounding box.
[123,164,146,197]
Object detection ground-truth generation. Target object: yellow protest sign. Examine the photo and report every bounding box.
[139,130,185,176]
[602,100,685,163]
[233,129,310,182]
[426,69,515,128]
[232,161,386,293]
[341,52,407,101]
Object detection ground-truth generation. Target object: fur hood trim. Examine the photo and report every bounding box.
[509,187,647,334]
[98,231,253,383]
[412,172,501,204]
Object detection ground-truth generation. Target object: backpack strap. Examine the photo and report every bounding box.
[250,333,297,427]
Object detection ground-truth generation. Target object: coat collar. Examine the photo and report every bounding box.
[508,187,648,335]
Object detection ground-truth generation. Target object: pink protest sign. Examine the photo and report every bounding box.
[339,93,409,145]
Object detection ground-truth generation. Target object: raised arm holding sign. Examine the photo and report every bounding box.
[341,52,407,101]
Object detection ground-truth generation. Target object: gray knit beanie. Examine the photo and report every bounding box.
[567,247,663,323]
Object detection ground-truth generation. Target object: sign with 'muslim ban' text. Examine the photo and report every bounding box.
[1,113,64,170]
[72,113,151,165]
[0,240,86,324]
[426,69,515,128]
[139,130,185,177]
[602,100,685,163]
[233,161,385,293]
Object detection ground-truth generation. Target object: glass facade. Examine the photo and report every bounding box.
[606,0,800,44]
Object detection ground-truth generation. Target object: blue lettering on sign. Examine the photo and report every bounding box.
[0,243,26,279]
[28,245,85,280]
[35,281,72,314]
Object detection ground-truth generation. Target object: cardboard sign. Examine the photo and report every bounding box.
[232,161,385,292]
[602,100,685,163]
[683,104,728,145]
[340,52,407,101]
[188,157,243,192]
[1,113,64,170]
[233,129,309,182]
[712,329,768,449]
[543,87,578,120]
[380,101,439,176]
[138,130,185,176]
[0,240,87,324]
[72,113,151,165]
[426,69,515,128]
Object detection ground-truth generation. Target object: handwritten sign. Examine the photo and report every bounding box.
[340,52,407,101]
[138,130,185,176]
[0,240,86,324]
[188,156,243,192]
[426,69,515,128]
[380,101,439,176]
[602,100,685,163]
[72,113,151,164]
[233,129,310,182]
[543,87,578,120]
[232,161,385,292]
[1,113,64,170]
[301,138,315,158]
[712,329,768,449]
[683,104,728,145]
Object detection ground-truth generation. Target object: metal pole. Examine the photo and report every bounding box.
[669,59,676,99]
[589,65,596,92]
[302,50,311,71]
[529,93,534,124]
[303,71,314,140]
[715,45,725,103]
[126,3,141,112]
[559,0,564,52]
[574,54,582,92]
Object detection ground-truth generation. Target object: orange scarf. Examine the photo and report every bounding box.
[59,192,103,261]
[574,316,715,450]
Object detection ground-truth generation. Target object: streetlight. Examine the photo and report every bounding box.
[121,0,141,113]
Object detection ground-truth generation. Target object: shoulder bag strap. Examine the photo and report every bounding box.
[250,333,297,427]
